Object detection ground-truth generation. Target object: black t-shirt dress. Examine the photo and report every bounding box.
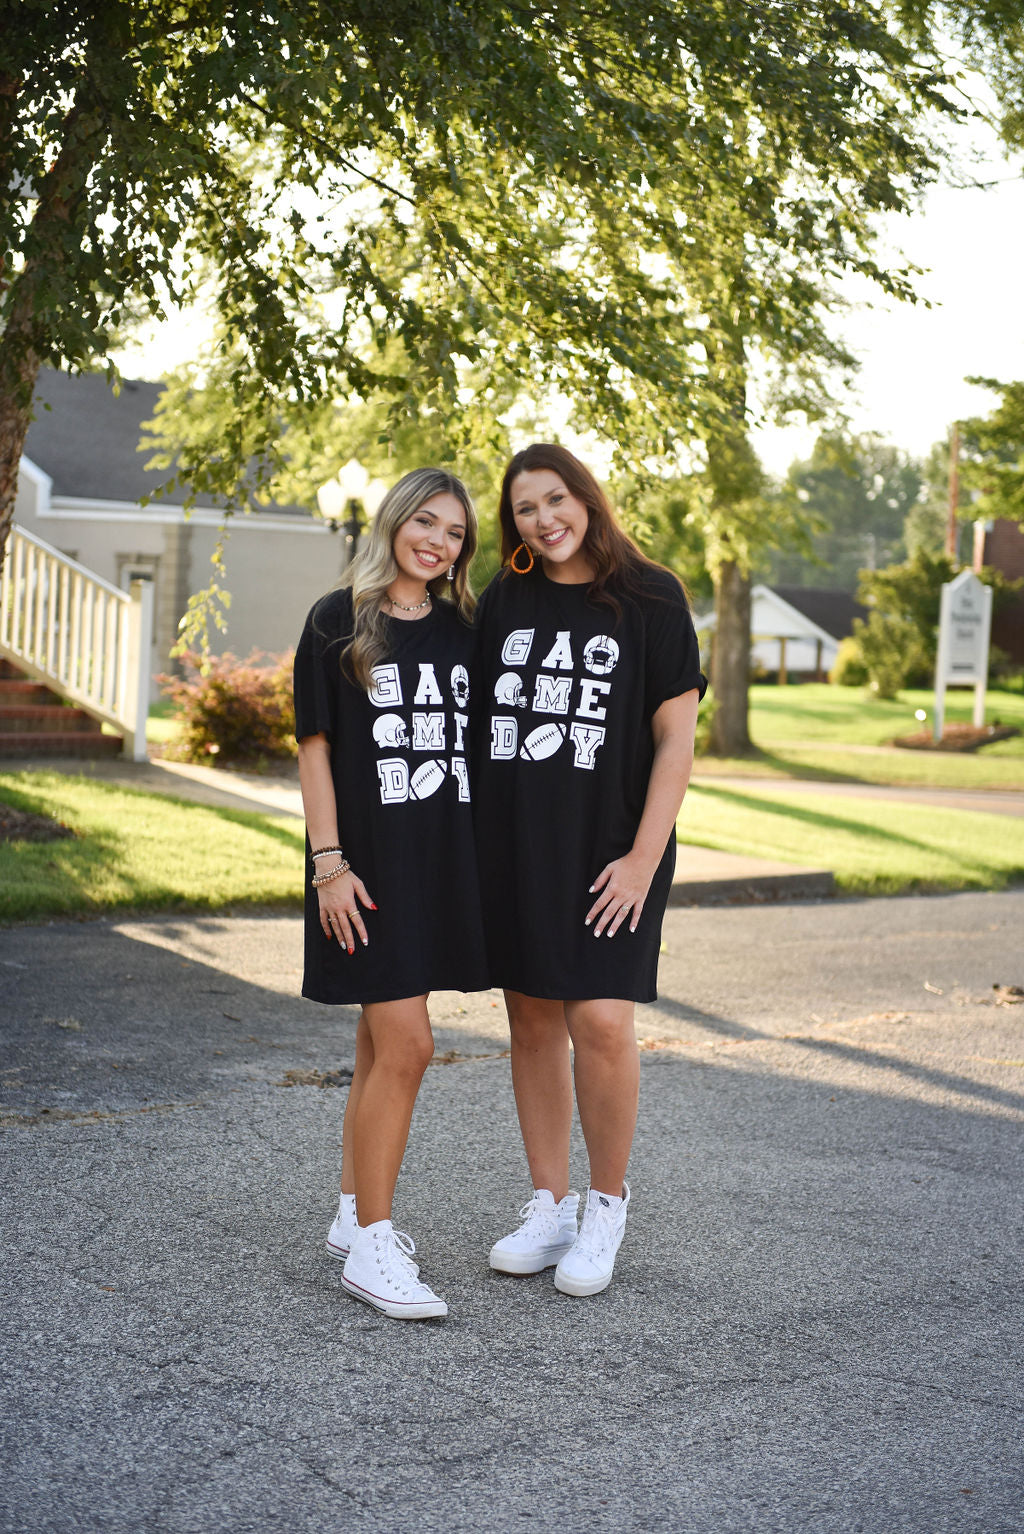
[294,588,489,1005]
[473,561,706,1002]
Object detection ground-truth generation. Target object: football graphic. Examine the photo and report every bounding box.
[583,634,619,675]
[494,671,527,708]
[409,760,447,799]
[372,713,409,749]
[450,664,470,707]
[520,722,566,761]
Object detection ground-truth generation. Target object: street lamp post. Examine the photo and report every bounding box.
[316,459,388,570]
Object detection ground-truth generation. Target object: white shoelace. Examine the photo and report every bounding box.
[512,1196,560,1243]
[573,1203,618,1262]
[375,1228,427,1296]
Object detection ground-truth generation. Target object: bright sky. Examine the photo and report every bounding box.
[754,118,1024,474]
[115,117,1024,483]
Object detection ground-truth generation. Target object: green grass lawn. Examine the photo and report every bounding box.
[0,772,305,923]
[146,698,180,747]
[747,682,1024,746]
[680,782,1024,895]
[693,744,1024,790]
[5,675,1024,924]
[689,683,1024,790]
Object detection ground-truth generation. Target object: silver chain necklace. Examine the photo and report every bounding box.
[386,592,432,612]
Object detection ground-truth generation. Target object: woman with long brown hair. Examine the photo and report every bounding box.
[474,443,705,1296]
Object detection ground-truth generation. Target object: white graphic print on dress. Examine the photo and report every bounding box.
[369,664,402,707]
[494,672,527,708]
[372,713,409,748]
[376,758,449,803]
[583,634,619,675]
[450,665,470,707]
[371,664,467,805]
[489,628,620,767]
[520,722,566,760]
[501,629,535,665]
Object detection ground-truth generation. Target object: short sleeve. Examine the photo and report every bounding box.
[641,570,708,718]
[293,590,349,741]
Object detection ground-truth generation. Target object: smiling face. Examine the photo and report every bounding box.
[391,492,468,591]
[510,468,592,583]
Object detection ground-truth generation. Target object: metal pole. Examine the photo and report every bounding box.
[974,582,994,729]
[946,423,960,562]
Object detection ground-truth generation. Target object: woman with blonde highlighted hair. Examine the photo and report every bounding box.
[294,467,488,1320]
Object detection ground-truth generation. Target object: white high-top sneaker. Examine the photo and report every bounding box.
[341,1221,447,1320]
[325,1191,358,1261]
[489,1189,580,1275]
[554,1183,630,1296]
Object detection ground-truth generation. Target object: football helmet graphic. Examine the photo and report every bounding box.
[450,664,471,708]
[583,634,619,676]
[372,713,410,749]
[494,672,527,708]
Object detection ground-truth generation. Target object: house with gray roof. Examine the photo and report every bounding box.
[15,369,346,697]
[695,583,867,681]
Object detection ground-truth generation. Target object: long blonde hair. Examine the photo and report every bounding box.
[335,468,478,688]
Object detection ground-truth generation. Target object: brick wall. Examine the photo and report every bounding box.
[980,519,1024,663]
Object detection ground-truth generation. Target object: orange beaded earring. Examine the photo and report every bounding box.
[510,542,535,575]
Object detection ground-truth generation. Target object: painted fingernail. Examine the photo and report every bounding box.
[588,885,595,893]
[347,945,354,955]
[584,917,592,926]
[370,902,377,911]
[361,936,368,946]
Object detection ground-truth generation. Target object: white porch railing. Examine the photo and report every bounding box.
[0,523,153,761]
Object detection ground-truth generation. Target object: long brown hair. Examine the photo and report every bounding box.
[498,442,672,619]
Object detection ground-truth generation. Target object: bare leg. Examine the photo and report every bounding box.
[564,999,638,1195]
[350,996,434,1226]
[504,990,573,1201]
[340,1012,373,1196]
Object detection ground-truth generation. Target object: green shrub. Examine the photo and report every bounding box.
[853,612,929,701]
[158,650,296,767]
[694,686,716,756]
[830,636,868,687]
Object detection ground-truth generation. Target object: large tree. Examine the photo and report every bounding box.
[5,4,1022,754]
[0,1,782,555]
[960,379,1024,525]
[765,432,922,588]
[140,7,963,757]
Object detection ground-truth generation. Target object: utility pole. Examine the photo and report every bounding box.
[946,422,960,563]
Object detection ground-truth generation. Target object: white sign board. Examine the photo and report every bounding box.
[933,569,993,742]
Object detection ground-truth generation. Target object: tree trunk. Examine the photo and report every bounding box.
[709,558,753,754]
[0,89,102,574]
[0,306,42,577]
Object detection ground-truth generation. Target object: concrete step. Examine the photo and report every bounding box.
[0,705,101,734]
[0,731,123,759]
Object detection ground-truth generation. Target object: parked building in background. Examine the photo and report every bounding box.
[696,585,866,683]
[973,519,1024,665]
[15,370,340,698]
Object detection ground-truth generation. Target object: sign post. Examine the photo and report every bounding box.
[933,569,993,743]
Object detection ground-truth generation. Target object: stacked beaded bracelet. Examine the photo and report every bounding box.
[311,846,344,861]
[311,858,351,888]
